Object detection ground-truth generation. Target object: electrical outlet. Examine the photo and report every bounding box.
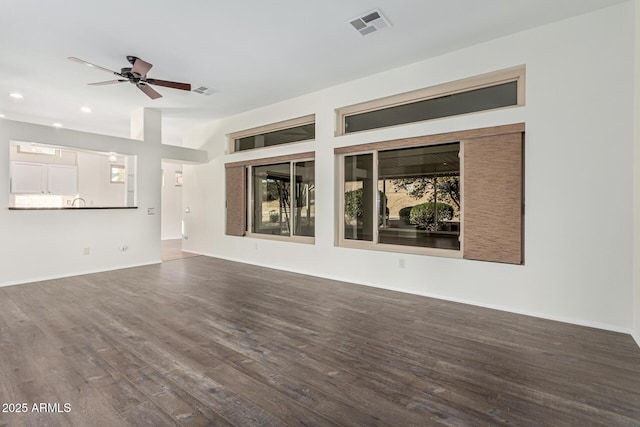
[398,258,405,269]
[83,247,90,256]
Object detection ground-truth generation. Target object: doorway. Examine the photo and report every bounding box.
[161,161,197,261]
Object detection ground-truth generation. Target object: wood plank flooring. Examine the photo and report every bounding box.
[0,256,639,426]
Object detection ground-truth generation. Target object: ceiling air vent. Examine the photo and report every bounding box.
[349,9,391,36]
[192,85,217,96]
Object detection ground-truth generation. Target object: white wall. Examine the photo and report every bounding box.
[0,120,162,285]
[161,161,183,240]
[183,3,636,333]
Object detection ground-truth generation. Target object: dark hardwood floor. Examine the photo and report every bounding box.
[1,256,639,426]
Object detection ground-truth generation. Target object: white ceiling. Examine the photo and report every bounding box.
[0,0,627,145]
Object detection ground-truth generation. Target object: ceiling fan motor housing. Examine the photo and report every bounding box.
[120,67,141,83]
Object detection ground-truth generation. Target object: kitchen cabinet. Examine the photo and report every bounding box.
[10,161,77,195]
[48,164,78,194]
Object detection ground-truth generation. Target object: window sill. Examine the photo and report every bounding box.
[338,239,462,259]
[246,232,315,245]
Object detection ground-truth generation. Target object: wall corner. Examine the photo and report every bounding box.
[632,0,640,343]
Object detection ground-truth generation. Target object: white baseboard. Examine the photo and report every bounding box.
[5,251,639,351]
[633,331,640,349]
[323,278,633,336]
[0,261,161,288]
[180,250,200,255]
[196,251,637,338]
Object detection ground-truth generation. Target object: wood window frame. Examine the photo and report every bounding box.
[335,123,525,264]
[335,66,525,136]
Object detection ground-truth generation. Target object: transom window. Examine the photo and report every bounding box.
[229,115,315,153]
[336,66,525,135]
[344,83,516,134]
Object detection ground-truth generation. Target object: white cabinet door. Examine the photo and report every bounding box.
[48,165,78,195]
[10,162,46,193]
[10,162,78,195]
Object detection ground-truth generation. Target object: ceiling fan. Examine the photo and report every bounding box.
[68,55,191,99]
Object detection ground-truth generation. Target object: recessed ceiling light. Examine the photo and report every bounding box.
[81,106,92,113]
[9,92,23,99]
[52,123,63,128]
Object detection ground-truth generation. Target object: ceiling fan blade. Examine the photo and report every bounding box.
[88,80,127,86]
[131,58,153,76]
[146,79,191,91]
[137,83,162,99]
[68,57,121,75]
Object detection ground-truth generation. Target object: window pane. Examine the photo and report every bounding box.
[292,161,315,237]
[235,123,315,152]
[377,143,460,250]
[252,163,291,236]
[111,165,125,183]
[344,154,374,241]
[345,81,517,133]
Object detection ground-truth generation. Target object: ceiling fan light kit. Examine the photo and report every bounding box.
[68,55,191,99]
